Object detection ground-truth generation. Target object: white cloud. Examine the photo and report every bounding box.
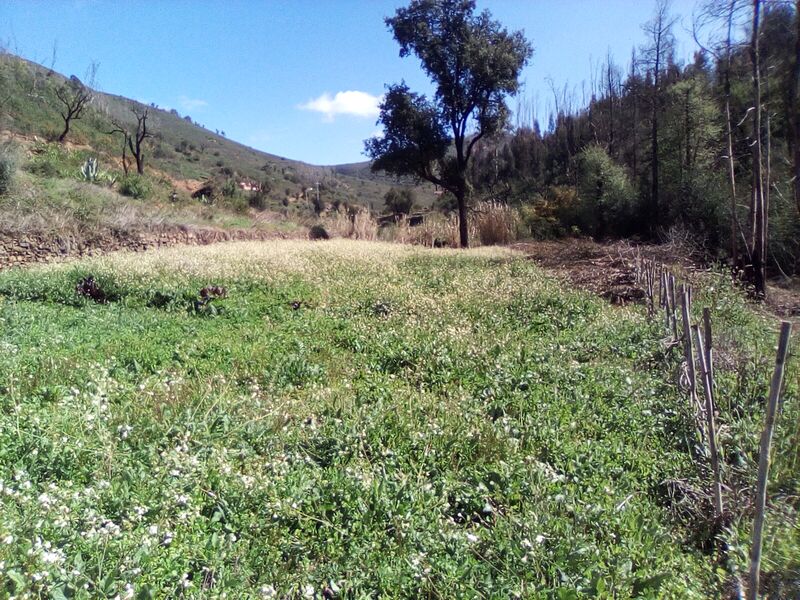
[299,90,381,121]
[178,95,208,112]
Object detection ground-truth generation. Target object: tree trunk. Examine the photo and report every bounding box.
[58,121,69,143]
[724,32,739,266]
[793,0,800,215]
[630,50,639,183]
[121,141,129,177]
[651,89,660,227]
[750,0,767,297]
[457,189,469,248]
[650,31,662,230]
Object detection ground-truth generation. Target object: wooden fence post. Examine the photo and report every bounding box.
[694,326,724,517]
[680,288,704,442]
[668,274,678,341]
[747,321,793,600]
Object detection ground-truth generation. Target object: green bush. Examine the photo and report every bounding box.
[518,195,566,239]
[25,142,69,178]
[118,174,151,199]
[248,191,269,211]
[223,194,249,214]
[221,178,239,198]
[574,145,637,238]
[0,141,16,195]
[384,187,415,215]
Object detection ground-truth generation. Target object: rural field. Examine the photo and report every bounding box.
[0,239,796,598]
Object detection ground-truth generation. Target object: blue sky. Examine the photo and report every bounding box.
[1,0,701,166]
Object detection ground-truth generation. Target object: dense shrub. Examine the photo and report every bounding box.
[384,187,415,215]
[224,195,249,214]
[248,191,269,211]
[25,142,69,178]
[118,175,151,199]
[308,224,330,240]
[573,145,637,238]
[0,141,16,195]
[517,201,564,239]
[221,178,239,198]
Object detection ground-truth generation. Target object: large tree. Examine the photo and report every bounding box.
[365,0,532,247]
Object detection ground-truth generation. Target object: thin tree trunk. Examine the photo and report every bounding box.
[607,55,615,156]
[651,88,660,226]
[683,85,691,183]
[749,0,766,297]
[631,50,639,181]
[725,80,739,265]
[58,122,70,143]
[793,0,800,215]
[121,139,129,177]
[457,189,469,248]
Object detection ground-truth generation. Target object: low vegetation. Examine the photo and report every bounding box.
[0,240,795,598]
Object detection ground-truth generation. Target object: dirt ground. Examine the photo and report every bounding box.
[511,239,800,321]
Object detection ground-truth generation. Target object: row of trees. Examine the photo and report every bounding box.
[367,0,799,297]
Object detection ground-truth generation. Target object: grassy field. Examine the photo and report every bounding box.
[0,240,796,598]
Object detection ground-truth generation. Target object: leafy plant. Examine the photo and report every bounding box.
[118,174,151,199]
[25,142,69,178]
[80,156,99,182]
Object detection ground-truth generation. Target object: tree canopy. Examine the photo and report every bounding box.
[365,0,532,247]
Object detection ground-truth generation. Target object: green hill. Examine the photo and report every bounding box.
[0,52,429,217]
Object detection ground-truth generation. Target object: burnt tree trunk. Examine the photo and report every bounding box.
[723,8,740,266]
[793,0,800,215]
[749,0,767,297]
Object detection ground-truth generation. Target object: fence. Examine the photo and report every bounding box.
[633,255,792,599]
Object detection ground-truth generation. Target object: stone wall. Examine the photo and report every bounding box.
[0,226,295,270]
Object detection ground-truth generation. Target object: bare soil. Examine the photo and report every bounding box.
[511,238,800,321]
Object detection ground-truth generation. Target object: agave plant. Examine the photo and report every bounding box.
[80,156,99,182]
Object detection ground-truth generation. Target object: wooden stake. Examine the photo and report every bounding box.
[694,325,724,517]
[703,307,715,408]
[680,288,704,441]
[747,321,793,600]
[668,274,678,341]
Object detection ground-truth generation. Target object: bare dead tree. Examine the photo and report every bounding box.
[55,76,92,143]
[793,0,800,215]
[604,50,620,156]
[106,122,131,176]
[749,0,768,297]
[128,107,152,175]
[107,106,154,176]
[693,0,748,265]
[629,47,640,179]
[641,0,678,228]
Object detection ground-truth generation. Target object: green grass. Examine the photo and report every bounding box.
[0,240,796,598]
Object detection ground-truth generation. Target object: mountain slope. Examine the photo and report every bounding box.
[0,52,429,211]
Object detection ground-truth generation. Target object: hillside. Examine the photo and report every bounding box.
[0,52,432,216]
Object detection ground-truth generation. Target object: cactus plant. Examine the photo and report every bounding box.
[80,157,99,182]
